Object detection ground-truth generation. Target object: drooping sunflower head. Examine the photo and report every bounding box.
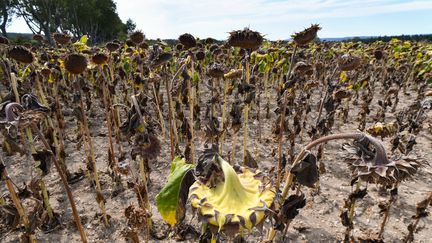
[338,54,361,71]
[0,36,9,45]
[8,46,34,64]
[207,63,226,79]
[293,61,313,76]
[227,28,263,50]
[53,32,72,45]
[106,42,120,52]
[195,50,206,61]
[129,31,145,45]
[291,24,321,45]
[64,53,88,75]
[344,134,424,186]
[92,53,109,65]
[32,34,44,42]
[189,153,275,235]
[179,33,197,50]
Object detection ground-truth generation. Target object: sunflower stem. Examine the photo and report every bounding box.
[1,158,37,243]
[268,132,380,242]
[32,124,87,242]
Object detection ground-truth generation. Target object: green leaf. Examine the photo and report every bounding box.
[156,157,195,226]
[79,35,88,44]
[193,71,200,84]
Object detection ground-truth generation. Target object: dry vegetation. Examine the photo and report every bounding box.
[0,26,431,242]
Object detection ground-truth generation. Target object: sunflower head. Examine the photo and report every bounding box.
[64,53,88,75]
[291,24,321,45]
[195,50,205,61]
[139,42,149,50]
[374,49,384,60]
[338,54,361,71]
[207,63,226,78]
[179,33,197,50]
[0,36,9,44]
[344,135,424,186]
[106,42,120,52]
[53,33,71,45]
[227,28,263,50]
[129,31,145,45]
[189,152,275,235]
[293,61,313,76]
[8,46,34,64]
[32,34,44,42]
[92,53,109,65]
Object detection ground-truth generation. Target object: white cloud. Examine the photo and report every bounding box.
[9,0,432,39]
[114,0,432,39]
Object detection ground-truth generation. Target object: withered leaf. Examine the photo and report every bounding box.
[280,193,306,221]
[291,153,319,187]
[176,169,196,224]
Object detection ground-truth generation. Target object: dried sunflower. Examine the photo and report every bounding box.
[338,54,361,71]
[106,42,120,52]
[129,31,145,45]
[344,134,423,186]
[0,99,49,134]
[227,28,263,50]
[291,24,321,45]
[53,33,71,45]
[293,61,313,76]
[374,49,384,60]
[92,53,109,65]
[189,153,275,234]
[0,35,9,44]
[207,63,226,78]
[179,33,197,50]
[64,53,88,75]
[8,46,34,64]
[195,50,205,61]
[32,34,44,42]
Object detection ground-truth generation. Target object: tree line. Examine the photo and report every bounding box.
[0,0,135,44]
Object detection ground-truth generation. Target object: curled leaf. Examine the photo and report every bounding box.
[156,157,195,226]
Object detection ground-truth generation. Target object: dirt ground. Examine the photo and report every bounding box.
[0,78,431,243]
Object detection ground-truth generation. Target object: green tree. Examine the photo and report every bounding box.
[0,0,16,36]
[125,18,136,34]
[14,0,128,44]
[14,0,65,44]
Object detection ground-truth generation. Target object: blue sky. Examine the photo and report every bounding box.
[9,0,432,40]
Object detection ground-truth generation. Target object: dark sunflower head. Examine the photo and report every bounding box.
[0,36,9,44]
[139,42,149,50]
[227,27,263,50]
[129,31,145,45]
[344,135,424,186]
[374,49,384,60]
[106,42,120,52]
[92,53,109,65]
[207,63,226,78]
[176,43,184,51]
[179,33,197,50]
[53,33,72,45]
[338,54,361,71]
[195,50,206,61]
[293,61,313,76]
[291,24,321,45]
[8,46,34,64]
[125,39,135,47]
[64,53,88,75]
[32,34,44,42]
[40,68,52,78]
